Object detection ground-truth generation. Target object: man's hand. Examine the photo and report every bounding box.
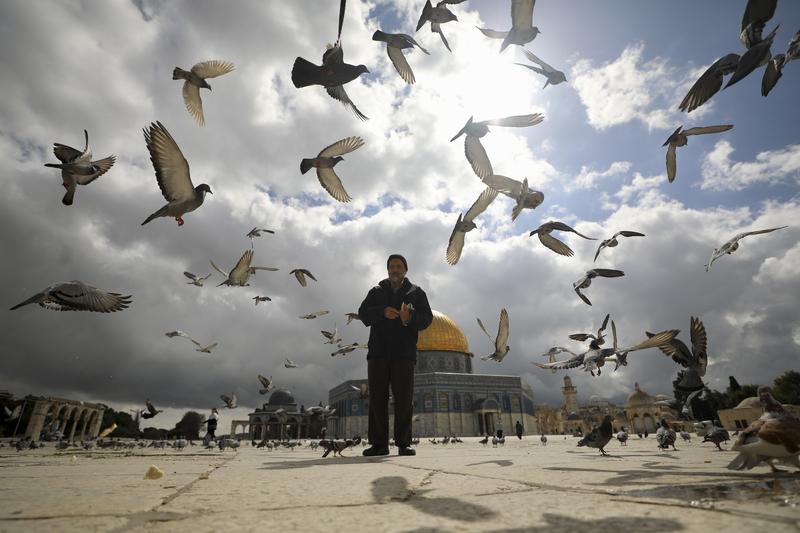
[383,307,400,320]
[400,303,411,325]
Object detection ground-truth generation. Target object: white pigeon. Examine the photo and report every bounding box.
[706,226,788,271]
[321,326,342,345]
[165,330,189,338]
[10,281,132,313]
[44,129,116,206]
[211,249,278,287]
[300,310,329,320]
[189,337,218,354]
[183,271,212,287]
[284,358,298,368]
[477,309,510,362]
[482,175,544,221]
[173,60,235,126]
[446,187,498,265]
[257,374,274,395]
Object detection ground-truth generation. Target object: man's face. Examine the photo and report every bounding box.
[387,258,407,284]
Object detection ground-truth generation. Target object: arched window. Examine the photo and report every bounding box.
[463,394,473,411]
[438,392,449,411]
[452,394,462,412]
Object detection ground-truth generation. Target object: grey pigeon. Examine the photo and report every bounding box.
[516,49,566,87]
[211,249,278,287]
[292,42,369,120]
[647,317,707,405]
[478,0,539,52]
[450,114,544,179]
[220,393,237,409]
[141,122,212,226]
[530,221,596,257]
[706,225,788,271]
[703,422,731,451]
[372,30,429,84]
[300,137,364,202]
[416,0,467,52]
[10,281,131,312]
[184,271,212,287]
[300,310,329,320]
[656,419,678,451]
[321,326,341,344]
[594,230,645,262]
[331,342,367,356]
[141,400,162,419]
[253,296,272,305]
[188,336,218,354]
[246,227,275,239]
[44,130,115,206]
[257,374,274,394]
[284,358,298,368]
[577,415,613,455]
[573,269,625,306]
[290,268,318,287]
[726,0,779,88]
[663,125,733,183]
[482,175,544,221]
[172,60,235,126]
[446,187,498,265]
[679,54,740,113]
[345,312,361,325]
[762,30,800,95]
[477,308,510,362]
[165,330,188,338]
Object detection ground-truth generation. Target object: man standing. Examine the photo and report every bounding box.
[202,408,219,446]
[515,420,524,440]
[359,254,432,457]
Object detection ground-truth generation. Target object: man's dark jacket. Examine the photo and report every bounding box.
[358,278,433,362]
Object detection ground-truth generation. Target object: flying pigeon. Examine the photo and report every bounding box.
[573,269,625,306]
[345,312,361,325]
[284,358,298,368]
[726,4,779,90]
[189,337,218,354]
[446,187,498,265]
[300,136,364,202]
[679,54,741,113]
[172,60,235,126]
[482,175,544,221]
[477,308,510,362]
[141,122,212,226]
[183,271,212,287]
[728,386,800,472]
[450,114,544,179]
[292,41,369,120]
[516,49,567,88]
[141,400,162,419]
[762,30,800,96]
[321,326,342,345]
[220,393,237,409]
[577,415,614,455]
[663,125,733,183]
[331,342,367,356]
[300,310,329,320]
[44,129,116,206]
[246,227,275,239]
[372,30,429,84]
[10,281,132,312]
[416,0,466,52]
[478,0,539,52]
[648,316,707,396]
[165,330,189,338]
[3,405,22,421]
[349,383,369,399]
[98,423,117,439]
[706,225,788,271]
[290,268,318,287]
[530,221,596,257]
[253,296,272,305]
[211,249,278,287]
[594,231,645,262]
[537,347,576,373]
[257,375,274,394]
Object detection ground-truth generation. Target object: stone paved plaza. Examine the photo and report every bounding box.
[0,436,798,533]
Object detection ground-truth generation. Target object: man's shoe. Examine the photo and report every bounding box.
[398,446,416,456]
[363,446,389,456]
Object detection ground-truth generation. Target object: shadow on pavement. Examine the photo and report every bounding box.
[372,476,497,523]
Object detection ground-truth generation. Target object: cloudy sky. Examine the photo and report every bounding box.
[2,0,798,430]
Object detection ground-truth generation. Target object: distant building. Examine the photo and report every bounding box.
[6,396,106,440]
[245,389,327,440]
[717,396,800,431]
[327,310,538,438]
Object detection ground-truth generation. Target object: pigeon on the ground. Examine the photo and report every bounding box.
[345,312,361,325]
[478,0,539,52]
[257,375,274,395]
[331,342,367,356]
[290,268,318,287]
[573,269,625,306]
[246,227,275,239]
[706,225,788,271]
[253,296,272,305]
[165,330,189,338]
[616,429,628,446]
[530,221,596,257]
[300,136,363,202]
[446,187,498,265]
[577,415,613,455]
[211,249,278,287]
[728,386,800,472]
[300,310,329,320]
[141,400,162,419]
[220,393,237,409]
[656,419,678,451]
[540,434,547,445]
[184,271,212,287]
[292,42,369,120]
[663,125,733,183]
[10,281,132,312]
[284,358,298,368]
[680,430,692,442]
[703,422,731,451]
[450,114,544,179]
[477,308,510,362]
[44,129,116,206]
[141,122,212,226]
[416,0,466,52]
[172,60,235,126]
[372,30,429,84]
[594,231,645,262]
[762,30,800,95]
[516,49,566,87]
[482,175,544,221]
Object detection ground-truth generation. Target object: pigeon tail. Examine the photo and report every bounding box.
[727,452,762,471]
[141,205,168,226]
[300,158,314,174]
[372,30,389,42]
[62,184,76,206]
[172,67,189,80]
[416,0,433,32]
[44,163,65,169]
[291,57,319,88]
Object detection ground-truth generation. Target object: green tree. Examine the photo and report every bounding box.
[142,427,168,440]
[100,407,141,438]
[169,411,204,439]
[772,370,800,405]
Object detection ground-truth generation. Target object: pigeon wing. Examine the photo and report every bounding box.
[464,187,498,222]
[735,225,788,240]
[209,260,228,277]
[446,213,466,265]
[229,249,254,279]
[511,0,535,31]
[666,144,677,182]
[317,167,352,202]
[482,174,521,197]
[689,317,707,373]
[143,122,195,202]
[49,282,131,312]
[593,242,606,262]
[75,156,116,185]
[483,113,544,128]
[623,329,679,352]
[464,135,493,178]
[679,54,740,113]
[190,60,235,79]
[476,317,493,341]
[647,332,692,367]
[319,136,365,158]
[53,143,83,164]
[682,124,734,136]
[325,85,369,121]
[537,352,585,370]
[574,287,592,306]
[146,400,158,415]
[478,28,507,39]
[387,45,415,84]
[182,82,205,126]
[292,270,307,287]
[616,230,646,238]
[538,232,574,256]
[522,49,553,72]
[740,0,777,47]
[588,268,625,278]
[431,23,452,52]
[495,308,509,353]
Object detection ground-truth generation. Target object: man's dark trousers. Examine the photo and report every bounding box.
[368,358,415,447]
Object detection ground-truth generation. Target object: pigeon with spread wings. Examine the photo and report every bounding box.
[482,175,544,221]
[416,0,466,52]
[290,268,318,287]
[478,0,539,52]
[477,308,510,362]
[530,221,596,257]
[516,49,566,88]
[300,136,364,202]
[184,271,212,287]
[44,129,116,206]
[573,269,625,306]
[211,249,278,287]
[446,187,498,265]
[663,125,733,183]
[762,30,800,96]
[373,30,429,84]
[594,231,645,262]
[172,60,234,126]
[10,281,131,312]
[706,225,788,271]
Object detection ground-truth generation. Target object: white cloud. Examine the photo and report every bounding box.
[701,140,800,191]
[567,160,631,192]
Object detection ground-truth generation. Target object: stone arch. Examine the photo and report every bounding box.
[631,414,643,433]
[643,414,655,433]
[86,410,100,438]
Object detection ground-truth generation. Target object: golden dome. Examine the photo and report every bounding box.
[416,310,470,354]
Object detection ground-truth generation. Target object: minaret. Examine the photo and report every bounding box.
[562,376,578,414]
